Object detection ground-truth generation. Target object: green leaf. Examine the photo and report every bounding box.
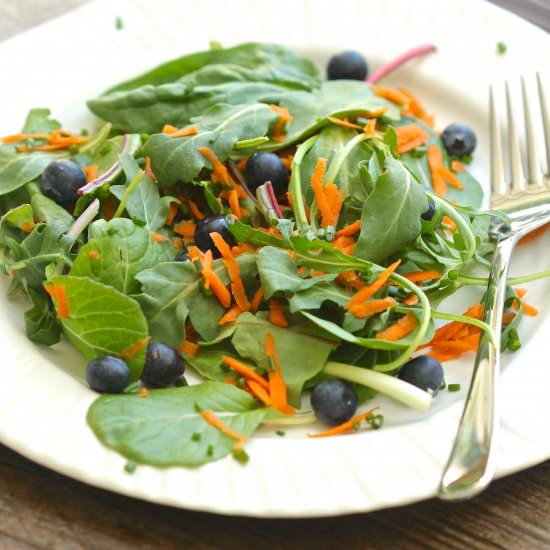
[144,102,279,186]
[111,153,172,231]
[354,155,428,263]
[31,193,74,233]
[231,312,338,405]
[70,218,174,293]
[0,203,34,233]
[22,108,60,133]
[24,288,61,345]
[257,246,336,299]
[135,254,257,346]
[87,381,269,467]
[48,276,149,379]
[289,282,352,313]
[185,343,242,382]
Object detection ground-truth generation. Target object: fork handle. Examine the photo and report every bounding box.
[438,235,517,500]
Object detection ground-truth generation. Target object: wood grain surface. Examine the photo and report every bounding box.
[0,1,549,548]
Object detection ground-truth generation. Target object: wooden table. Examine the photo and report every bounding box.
[0,1,549,548]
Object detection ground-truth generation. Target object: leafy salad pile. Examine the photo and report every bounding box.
[0,42,541,468]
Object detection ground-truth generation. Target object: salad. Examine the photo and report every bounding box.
[0,42,542,468]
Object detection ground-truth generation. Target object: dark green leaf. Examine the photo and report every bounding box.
[31,193,74,233]
[24,288,61,345]
[22,108,61,134]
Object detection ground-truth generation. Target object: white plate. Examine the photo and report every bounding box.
[1,0,549,518]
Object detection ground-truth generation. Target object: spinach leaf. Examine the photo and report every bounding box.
[111,153,172,231]
[22,108,60,133]
[31,193,74,233]
[354,155,428,263]
[24,288,62,345]
[144,102,279,186]
[70,218,174,293]
[257,246,336,299]
[135,254,257,346]
[288,282,352,313]
[48,275,149,379]
[185,343,242,382]
[231,312,338,404]
[102,42,320,94]
[87,381,269,467]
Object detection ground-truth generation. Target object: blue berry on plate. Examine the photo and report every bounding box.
[86,356,130,393]
[441,123,477,156]
[195,215,235,258]
[244,152,289,195]
[41,160,86,207]
[141,342,185,388]
[398,356,444,395]
[327,51,368,81]
[421,197,436,221]
[311,379,358,426]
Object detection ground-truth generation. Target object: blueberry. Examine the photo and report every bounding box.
[327,51,368,81]
[311,379,358,426]
[398,356,444,395]
[244,152,289,196]
[421,197,436,221]
[175,250,189,262]
[86,356,130,393]
[141,342,185,388]
[41,160,87,208]
[441,123,477,157]
[194,215,236,258]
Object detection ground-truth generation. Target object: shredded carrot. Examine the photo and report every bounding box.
[518,223,550,245]
[335,220,361,238]
[327,117,364,131]
[323,183,344,228]
[348,260,401,308]
[201,409,247,451]
[224,377,237,386]
[173,219,196,238]
[144,156,157,182]
[402,270,441,283]
[188,246,202,263]
[119,336,150,360]
[21,222,34,233]
[440,167,463,189]
[364,118,377,135]
[396,127,430,154]
[265,333,294,415]
[403,293,419,306]
[198,146,230,185]
[44,283,70,319]
[395,124,422,141]
[246,380,272,406]
[179,340,200,357]
[165,202,179,226]
[451,160,465,172]
[442,216,458,232]
[270,104,293,141]
[250,287,264,313]
[400,88,435,127]
[308,407,379,438]
[336,271,365,290]
[372,85,410,106]
[502,311,516,324]
[13,129,88,152]
[310,157,331,222]
[332,235,356,255]
[208,273,232,308]
[211,232,250,311]
[186,199,205,221]
[231,243,255,256]
[376,313,417,341]
[151,232,168,242]
[0,132,49,143]
[513,288,539,316]
[227,189,241,218]
[162,124,198,137]
[138,387,149,398]
[199,249,231,307]
[222,356,269,390]
[218,305,242,325]
[348,297,397,318]
[427,143,447,196]
[269,299,288,327]
[83,164,98,183]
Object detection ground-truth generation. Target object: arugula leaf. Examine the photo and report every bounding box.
[288,282,352,313]
[354,155,428,263]
[87,382,269,467]
[144,103,279,186]
[231,312,338,404]
[70,218,174,293]
[136,254,257,346]
[257,246,336,299]
[101,42,320,94]
[30,193,74,234]
[49,275,149,379]
[111,153,172,231]
[24,288,62,345]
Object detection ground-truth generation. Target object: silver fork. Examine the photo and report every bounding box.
[438,75,550,500]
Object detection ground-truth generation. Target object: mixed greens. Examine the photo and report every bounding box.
[0,42,542,468]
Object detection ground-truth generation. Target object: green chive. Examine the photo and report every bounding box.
[124,460,137,473]
[191,432,202,442]
[207,445,214,457]
[447,383,461,392]
[115,16,124,30]
[496,41,507,55]
[275,430,286,437]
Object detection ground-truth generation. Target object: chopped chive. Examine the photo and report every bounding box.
[191,432,202,442]
[124,460,137,473]
[275,430,286,437]
[194,402,203,413]
[115,16,124,30]
[99,142,112,156]
[367,414,384,430]
[232,448,249,464]
[206,445,214,457]
[440,381,447,390]
[447,383,461,392]
[496,41,507,55]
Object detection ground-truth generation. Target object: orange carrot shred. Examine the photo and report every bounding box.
[335,220,361,238]
[512,288,539,316]
[198,146,230,185]
[402,270,441,283]
[348,260,401,307]
[441,167,463,189]
[162,124,198,137]
[372,85,410,106]
[119,336,150,360]
[327,117,364,131]
[246,380,272,406]
[270,105,293,141]
[173,220,196,238]
[376,313,417,341]
[269,299,288,327]
[165,202,179,226]
[396,130,430,154]
[151,232,168,242]
[451,160,465,172]
[227,189,241,218]
[403,293,419,306]
[21,222,34,234]
[138,387,149,398]
[219,305,242,325]
[223,356,269,390]
[186,199,205,221]
[83,164,98,183]
[179,340,200,357]
[518,223,550,245]
[44,283,70,319]
[364,118,377,135]
[443,216,458,232]
[348,297,397,318]
[400,88,435,127]
[265,333,294,415]
[336,271,365,290]
[502,311,516,324]
[250,287,264,313]
[144,156,157,182]
[427,144,447,196]
[201,409,247,451]
[308,407,379,438]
